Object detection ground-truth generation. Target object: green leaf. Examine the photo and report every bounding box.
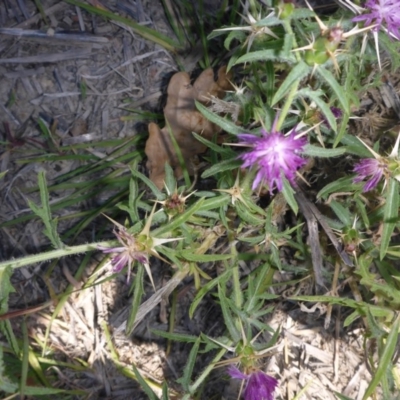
[282,177,298,215]
[316,66,350,113]
[130,168,164,200]
[380,179,399,260]
[194,194,231,213]
[290,295,394,320]
[179,250,232,262]
[234,47,296,65]
[195,102,243,135]
[290,8,315,19]
[161,381,169,400]
[178,337,201,392]
[363,315,400,400]
[20,319,29,397]
[131,364,159,400]
[222,30,246,50]
[334,111,350,147]
[201,158,242,179]
[303,144,347,158]
[192,132,233,156]
[151,329,198,342]
[329,200,351,227]
[164,162,177,194]
[27,171,63,249]
[218,285,240,342]
[272,61,310,106]
[317,176,362,200]
[334,393,354,400]
[340,134,375,157]
[235,201,265,225]
[125,264,145,336]
[20,387,84,396]
[296,88,336,131]
[355,197,370,229]
[153,198,205,236]
[128,177,140,222]
[165,122,192,188]
[189,269,231,318]
[0,347,17,393]
[254,15,282,27]
[0,266,14,315]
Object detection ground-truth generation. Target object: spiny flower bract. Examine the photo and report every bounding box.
[238,120,307,194]
[353,158,388,192]
[99,228,148,277]
[228,366,278,400]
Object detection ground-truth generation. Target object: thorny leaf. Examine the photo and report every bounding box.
[145,66,233,188]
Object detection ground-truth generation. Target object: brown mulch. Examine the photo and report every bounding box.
[1,1,399,399]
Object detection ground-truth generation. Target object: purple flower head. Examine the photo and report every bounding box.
[352,0,400,40]
[353,157,389,192]
[228,366,278,400]
[99,228,148,279]
[238,119,307,194]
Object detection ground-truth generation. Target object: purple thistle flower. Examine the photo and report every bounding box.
[228,366,278,400]
[353,158,389,192]
[352,0,400,40]
[99,228,148,279]
[238,119,307,194]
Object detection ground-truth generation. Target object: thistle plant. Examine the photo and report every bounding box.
[2,0,400,399]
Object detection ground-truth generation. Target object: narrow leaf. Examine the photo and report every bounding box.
[28,171,63,249]
[272,61,310,106]
[303,144,347,158]
[179,338,201,392]
[131,364,158,400]
[282,177,298,215]
[316,67,350,113]
[380,179,399,260]
[180,251,231,262]
[195,101,243,136]
[218,285,240,342]
[125,264,145,336]
[296,87,336,131]
[362,315,400,400]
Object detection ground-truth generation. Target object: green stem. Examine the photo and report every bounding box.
[0,241,116,270]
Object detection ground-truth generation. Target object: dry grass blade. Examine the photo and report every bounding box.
[0,28,110,44]
[114,265,190,334]
[0,49,93,64]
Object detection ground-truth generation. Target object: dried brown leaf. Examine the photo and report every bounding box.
[145,66,233,188]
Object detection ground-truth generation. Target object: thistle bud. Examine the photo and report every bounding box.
[276,0,295,19]
[304,27,344,66]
